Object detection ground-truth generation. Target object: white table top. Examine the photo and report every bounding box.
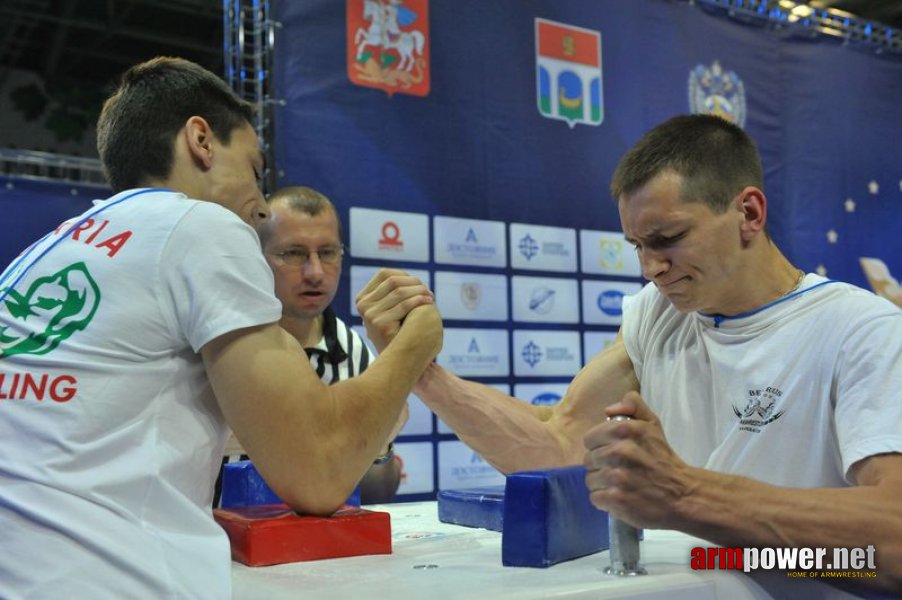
[231,501,862,600]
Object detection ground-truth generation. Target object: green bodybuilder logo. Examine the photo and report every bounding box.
[0,262,101,358]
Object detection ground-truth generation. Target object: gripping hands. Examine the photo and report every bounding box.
[356,268,442,362]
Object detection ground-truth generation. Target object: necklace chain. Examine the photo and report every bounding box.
[786,269,805,296]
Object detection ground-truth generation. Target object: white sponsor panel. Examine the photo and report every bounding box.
[580,229,642,276]
[353,325,433,435]
[581,280,643,325]
[583,331,619,365]
[509,223,577,272]
[433,216,507,268]
[511,275,579,323]
[394,442,434,496]
[349,207,429,262]
[438,440,505,490]
[437,328,509,377]
[513,382,570,407]
[437,383,509,434]
[349,266,430,316]
[512,330,581,377]
[435,271,508,321]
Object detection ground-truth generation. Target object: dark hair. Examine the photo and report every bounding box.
[610,114,763,213]
[260,186,343,245]
[96,56,255,192]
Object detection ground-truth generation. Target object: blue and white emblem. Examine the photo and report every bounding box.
[688,60,746,127]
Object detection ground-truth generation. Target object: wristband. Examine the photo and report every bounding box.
[373,442,395,465]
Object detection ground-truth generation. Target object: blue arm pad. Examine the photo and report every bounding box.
[220,460,361,508]
[501,465,609,567]
[437,485,505,532]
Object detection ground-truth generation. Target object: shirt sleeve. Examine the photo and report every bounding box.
[620,282,659,378]
[833,304,902,480]
[161,202,282,352]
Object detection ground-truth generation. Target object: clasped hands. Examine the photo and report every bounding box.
[355,268,442,356]
[583,391,693,530]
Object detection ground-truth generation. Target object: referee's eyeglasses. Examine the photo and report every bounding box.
[268,245,344,267]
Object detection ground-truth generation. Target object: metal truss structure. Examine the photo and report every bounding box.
[223,0,282,196]
[0,148,106,188]
[691,0,902,54]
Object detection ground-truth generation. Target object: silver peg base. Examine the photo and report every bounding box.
[603,565,648,577]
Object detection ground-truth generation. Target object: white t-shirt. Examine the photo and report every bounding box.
[622,274,902,488]
[0,189,281,599]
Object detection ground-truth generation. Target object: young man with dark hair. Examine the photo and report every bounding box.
[0,57,441,598]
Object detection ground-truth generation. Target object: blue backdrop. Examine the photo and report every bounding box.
[1,177,99,267]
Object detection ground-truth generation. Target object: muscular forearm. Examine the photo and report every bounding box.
[671,462,902,593]
[318,307,440,497]
[416,336,639,474]
[207,307,439,516]
[415,364,580,473]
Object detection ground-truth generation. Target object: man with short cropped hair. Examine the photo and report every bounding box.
[359,114,902,594]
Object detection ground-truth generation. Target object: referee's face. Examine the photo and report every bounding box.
[263,205,343,321]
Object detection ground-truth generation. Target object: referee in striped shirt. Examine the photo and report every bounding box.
[215,187,406,506]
